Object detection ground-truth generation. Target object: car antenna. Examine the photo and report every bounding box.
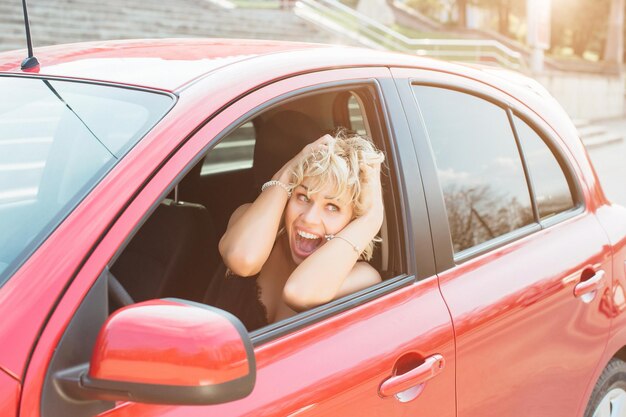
[20,0,39,70]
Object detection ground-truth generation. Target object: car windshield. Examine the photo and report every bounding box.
[0,76,173,286]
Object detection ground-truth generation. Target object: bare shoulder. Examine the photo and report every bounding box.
[336,262,382,299]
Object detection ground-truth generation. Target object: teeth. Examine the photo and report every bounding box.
[297,230,320,240]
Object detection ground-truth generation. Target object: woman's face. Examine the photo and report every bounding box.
[284,178,354,265]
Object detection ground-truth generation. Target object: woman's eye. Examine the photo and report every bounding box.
[327,204,339,212]
[297,193,309,202]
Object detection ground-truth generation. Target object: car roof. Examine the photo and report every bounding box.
[0,38,543,96]
[0,38,329,91]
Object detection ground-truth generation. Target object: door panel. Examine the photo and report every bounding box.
[392,67,612,417]
[100,278,455,417]
[0,370,19,417]
[438,216,611,416]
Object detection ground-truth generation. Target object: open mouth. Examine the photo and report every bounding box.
[293,229,323,258]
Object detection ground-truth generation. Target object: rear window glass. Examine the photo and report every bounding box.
[513,116,575,219]
[412,85,534,253]
[0,76,173,286]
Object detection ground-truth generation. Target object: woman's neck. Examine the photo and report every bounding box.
[277,232,298,271]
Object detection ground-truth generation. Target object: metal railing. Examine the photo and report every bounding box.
[295,0,527,71]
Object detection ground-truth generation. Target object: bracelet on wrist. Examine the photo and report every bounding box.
[325,234,361,253]
[261,180,292,198]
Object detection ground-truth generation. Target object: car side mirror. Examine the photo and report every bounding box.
[56,299,255,405]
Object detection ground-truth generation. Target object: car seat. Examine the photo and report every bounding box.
[110,197,218,304]
[252,109,325,190]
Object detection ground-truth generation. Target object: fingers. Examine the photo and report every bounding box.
[359,151,383,177]
[315,134,334,144]
[301,134,334,156]
[312,134,334,150]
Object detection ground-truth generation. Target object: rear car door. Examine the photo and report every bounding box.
[26,68,456,417]
[393,67,613,416]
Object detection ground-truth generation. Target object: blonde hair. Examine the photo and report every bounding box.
[288,130,385,261]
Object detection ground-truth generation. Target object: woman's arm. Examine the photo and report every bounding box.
[219,135,333,276]
[335,262,381,299]
[218,186,288,277]
[282,158,384,310]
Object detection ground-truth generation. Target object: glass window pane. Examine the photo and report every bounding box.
[0,76,173,286]
[514,116,574,219]
[412,86,534,253]
[201,121,255,175]
[348,94,367,136]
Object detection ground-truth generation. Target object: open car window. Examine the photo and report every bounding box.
[108,85,406,336]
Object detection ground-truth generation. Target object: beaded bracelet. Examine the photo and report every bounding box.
[261,180,292,198]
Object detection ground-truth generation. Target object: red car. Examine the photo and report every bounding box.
[1,38,625,417]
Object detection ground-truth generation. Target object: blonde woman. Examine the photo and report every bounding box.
[210,131,385,330]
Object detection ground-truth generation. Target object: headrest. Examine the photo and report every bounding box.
[253,110,324,189]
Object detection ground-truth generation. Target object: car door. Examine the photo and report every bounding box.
[0,369,18,417]
[25,68,456,417]
[393,67,613,417]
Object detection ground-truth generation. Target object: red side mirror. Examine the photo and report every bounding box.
[64,299,255,404]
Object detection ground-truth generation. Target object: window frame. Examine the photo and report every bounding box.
[104,75,429,347]
[396,74,584,269]
[510,111,583,229]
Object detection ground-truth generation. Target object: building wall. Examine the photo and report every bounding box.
[537,71,625,120]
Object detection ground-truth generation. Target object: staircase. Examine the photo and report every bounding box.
[575,119,624,149]
[0,0,345,53]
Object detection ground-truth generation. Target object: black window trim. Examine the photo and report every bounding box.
[454,223,542,263]
[507,107,541,223]
[104,76,427,347]
[405,78,585,267]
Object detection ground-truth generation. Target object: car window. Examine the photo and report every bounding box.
[200,121,255,175]
[0,76,173,286]
[109,86,406,334]
[412,85,534,253]
[513,115,575,219]
[347,93,368,136]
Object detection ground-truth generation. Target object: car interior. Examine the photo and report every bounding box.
[106,85,404,328]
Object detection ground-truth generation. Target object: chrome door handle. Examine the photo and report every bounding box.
[379,354,445,398]
[574,270,605,298]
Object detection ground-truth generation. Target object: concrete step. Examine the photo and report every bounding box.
[0,3,310,25]
[582,132,624,149]
[2,28,330,53]
[0,0,221,16]
[0,7,315,33]
[574,119,625,149]
[0,0,336,53]
[577,124,607,140]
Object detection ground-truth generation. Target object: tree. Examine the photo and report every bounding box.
[457,0,468,27]
[605,0,625,64]
[470,0,525,37]
[406,0,448,18]
[550,0,610,58]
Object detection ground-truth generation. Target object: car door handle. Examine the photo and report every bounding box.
[379,354,445,398]
[574,270,605,298]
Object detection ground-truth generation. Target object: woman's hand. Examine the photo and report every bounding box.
[358,152,385,225]
[273,134,334,184]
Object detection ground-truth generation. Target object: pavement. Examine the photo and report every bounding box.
[585,117,626,206]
